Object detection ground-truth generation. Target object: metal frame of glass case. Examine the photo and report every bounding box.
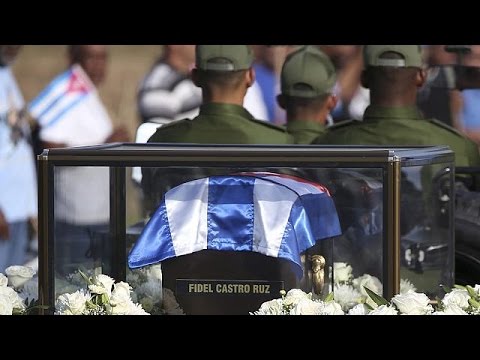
[38,144,455,313]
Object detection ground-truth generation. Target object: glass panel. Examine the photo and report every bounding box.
[400,164,454,298]
[126,166,338,314]
[53,166,111,296]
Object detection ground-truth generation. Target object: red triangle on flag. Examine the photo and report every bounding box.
[67,71,90,94]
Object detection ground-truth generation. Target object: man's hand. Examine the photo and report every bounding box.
[0,209,9,240]
[106,126,130,143]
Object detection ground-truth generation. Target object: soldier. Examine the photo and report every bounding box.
[313,45,480,169]
[148,45,293,144]
[277,46,337,144]
[144,45,294,214]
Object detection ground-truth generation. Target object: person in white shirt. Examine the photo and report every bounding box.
[0,45,37,272]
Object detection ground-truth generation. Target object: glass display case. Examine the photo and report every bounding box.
[38,144,454,314]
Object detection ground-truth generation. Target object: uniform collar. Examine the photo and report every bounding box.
[287,120,325,131]
[363,105,424,120]
[199,103,255,119]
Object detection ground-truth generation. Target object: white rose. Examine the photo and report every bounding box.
[126,303,150,315]
[353,274,383,298]
[5,266,36,289]
[0,273,8,287]
[94,274,115,296]
[474,284,480,296]
[434,304,468,315]
[320,301,344,315]
[88,284,108,295]
[147,265,162,281]
[368,305,398,315]
[442,289,470,310]
[284,289,310,307]
[333,262,353,284]
[334,284,362,311]
[348,304,369,315]
[110,282,132,306]
[392,291,433,315]
[0,286,26,311]
[55,290,90,315]
[400,279,417,294]
[256,299,285,315]
[290,299,324,315]
[0,294,13,315]
[110,299,135,315]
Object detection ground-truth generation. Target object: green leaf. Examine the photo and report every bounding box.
[466,285,477,299]
[469,297,480,309]
[454,284,467,290]
[364,286,389,306]
[365,303,374,311]
[324,292,334,302]
[78,269,93,285]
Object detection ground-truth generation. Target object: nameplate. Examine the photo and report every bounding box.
[176,279,284,296]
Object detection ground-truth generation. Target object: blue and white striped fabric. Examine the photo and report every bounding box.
[29,64,93,129]
[128,173,341,278]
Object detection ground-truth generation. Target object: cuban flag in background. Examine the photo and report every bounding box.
[128,172,341,278]
[28,64,112,147]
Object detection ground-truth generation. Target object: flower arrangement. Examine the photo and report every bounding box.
[253,261,480,315]
[0,265,40,315]
[55,271,149,315]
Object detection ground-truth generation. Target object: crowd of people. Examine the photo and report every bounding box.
[1,44,480,273]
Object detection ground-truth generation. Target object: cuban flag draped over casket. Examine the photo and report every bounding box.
[128,172,341,278]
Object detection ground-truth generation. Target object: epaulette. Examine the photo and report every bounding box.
[326,119,358,131]
[429,118,465,137]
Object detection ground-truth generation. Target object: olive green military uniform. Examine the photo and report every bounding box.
[313,105,480,167]
[149,103,293,144]
[286,120,325,144]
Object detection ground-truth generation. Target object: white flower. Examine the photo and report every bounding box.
[255,298,285,315]
[88,284,108,295]
[110,299,135,315]
[334,262,353,284]
[474,284,480,296]
[369,305,398,315]
[0,285,26,311]
[348,304,370,315]
[353,274,383,298]
[0,273,8,287]
[55,289,90,315]
[283,289,310,307]
[110,282,132,306]
[433,304,468,315]
[442,289,470,310]
[0,294,13,315]
[290,299,324,315]
[5,266,36,289]
[392,291,433,315]
[400,278,417,294]
[95,274,115,296]
[320,301,344,315]
[19,278,38,302]
[334,284,362,311]
[126,302,150,315]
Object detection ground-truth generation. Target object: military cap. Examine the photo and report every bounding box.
[280,45,337,98]
[363,45,423,68]
[195,45,253,71]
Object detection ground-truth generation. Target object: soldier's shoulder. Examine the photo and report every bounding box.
[148,118,191,141]
[326,119,359,132]
[428,118,466,138]
[249,118,289,133]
